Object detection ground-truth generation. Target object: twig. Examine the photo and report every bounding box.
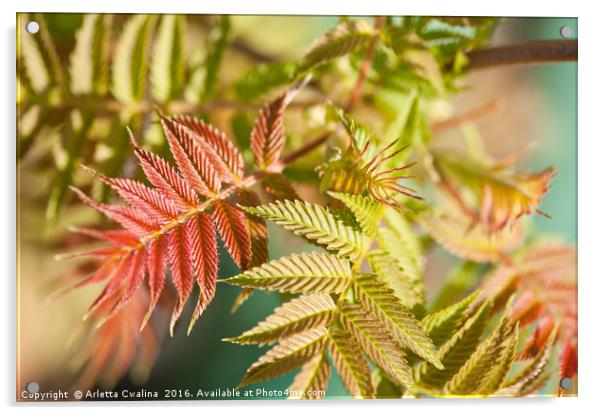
[466,39,577,70]
[345,16,386,112]
[434,162,480,223]
[431,99,504,133]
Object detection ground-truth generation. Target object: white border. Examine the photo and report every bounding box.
[3,1,600,414]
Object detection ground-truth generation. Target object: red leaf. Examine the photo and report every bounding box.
[261,172,299,202]
[167,225,195,335]
[71,187,159,238]
[251,93,288,170]
[107,248,147,317]
[174,115,244,183]
[161,116,222,196]
[186,212,218,332]
[237,190,268,267]
[88,169,179,223]
[86,252,135,317]
[519,315,555,359]
[73,291,161,391]
[70,227,140,248]
[142,235,168,330]
[130,135,198,210]
[212,200,251,270]
[559,338,578,379]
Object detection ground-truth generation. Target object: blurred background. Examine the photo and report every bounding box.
[17,15,577,398]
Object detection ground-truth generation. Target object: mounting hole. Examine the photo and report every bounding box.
[26,21,40,34]
[559,25,573,39]
[559,377,573,390]
[26,382,39,393]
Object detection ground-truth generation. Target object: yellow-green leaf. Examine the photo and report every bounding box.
[299,20,374,72]
[327,328,374,398]
[151,15,186,102]
[339,303,414,389]
[328,191,383,236]
[238,328,328,388]
[111,14,156,103]
[352,274,441,368]
[242,200,368,257]
[222,252,352,294]
[288,349,330,400]
[70,14,110,95]
[224,294,336,346]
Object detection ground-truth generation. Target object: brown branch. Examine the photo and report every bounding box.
[466,39,577,70]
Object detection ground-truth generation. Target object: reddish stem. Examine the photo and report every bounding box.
[345,16,386,112]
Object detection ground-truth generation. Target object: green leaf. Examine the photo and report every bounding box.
[202,15,230,99]
[18,13,66,94]
[111,14,156,103]
[339,303,414,389]
[477,324,519,395]
[185,16,230,102]
[328,192,383,237]
[415,300,492,391]
[224,294,336,346]
[242,199,368,258]
[368,251,423,311]
[327,328,374,398]
[444,303,515,395]
[373,368,404,398]
[299,20,374,73]
[238,327,328,388]
[328,103,376,159]
[70,14,110,95]
[497,326,557,396]
[150,15,186,102]
[377,207,425,300]
[222,252,352,294]
[352,274,441,368]
[288,350,330,399]
[421,290,480,348]
[235,61,298,102]
[46,112,95,220]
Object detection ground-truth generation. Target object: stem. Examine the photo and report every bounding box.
[466,39,577,70]
[434,162,480,223]
[345,16,386,112]
[431,99,503,133]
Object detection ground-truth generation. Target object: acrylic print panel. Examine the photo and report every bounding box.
[16,13,577,401]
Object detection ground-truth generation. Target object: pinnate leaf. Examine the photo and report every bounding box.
[299,20,374,72]
[352,273,442,368]
[213,200,252,270]
[242,199,367,258]
[225,294,336,346]
[288,350,330,400]
[222,252,352,294]
[339,303,414,389]
[70,14,110,95]
[238,328,328,387]
[151,15,185,102]
[327,328,374,398]
[111,14,156,102]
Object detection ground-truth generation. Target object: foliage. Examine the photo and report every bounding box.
[17,14,576,398]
